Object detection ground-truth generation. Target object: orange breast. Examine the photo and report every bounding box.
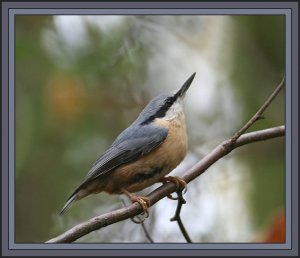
[104,112,188,194]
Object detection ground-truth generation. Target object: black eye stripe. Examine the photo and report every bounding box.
[140,95,177,125]
[166,97,175,106]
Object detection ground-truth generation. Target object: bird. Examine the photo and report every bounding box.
[60,72,196,217]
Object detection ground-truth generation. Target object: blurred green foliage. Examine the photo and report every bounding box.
[15,15,285,242]
[15,15,147,242]
[231,15,285,229]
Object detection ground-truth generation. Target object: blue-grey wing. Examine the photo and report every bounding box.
[60,124,168,214]
[84,124,168,182]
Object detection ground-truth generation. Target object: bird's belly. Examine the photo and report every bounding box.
[106,162,175,194]
[125,166,169,192]
[104,116,187,194]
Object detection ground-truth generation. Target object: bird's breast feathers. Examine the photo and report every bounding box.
[103,112,188,193]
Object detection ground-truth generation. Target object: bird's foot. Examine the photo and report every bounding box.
[121,188,150,223]
[161,176,187,200]
[130,195,150,218]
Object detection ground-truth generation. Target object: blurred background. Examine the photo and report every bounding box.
[15,15,285,243]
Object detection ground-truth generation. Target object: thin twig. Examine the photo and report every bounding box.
[170,191,192,243]
[47,125,284,243]
[229,76,285,145]
[139,220,154,243]
[121,199,154,243]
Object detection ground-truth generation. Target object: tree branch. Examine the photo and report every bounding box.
[47,125,285,243]
[169,77,285,241]
[169,78,285,242]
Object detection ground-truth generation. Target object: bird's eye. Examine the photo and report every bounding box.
[166,98,173,105]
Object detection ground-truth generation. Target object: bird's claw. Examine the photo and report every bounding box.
[128,196,150,224]
[161,176,187,200]
[121,188,151,223]
[132,196,150,218]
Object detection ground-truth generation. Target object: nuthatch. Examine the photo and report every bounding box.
[60,73,196,216]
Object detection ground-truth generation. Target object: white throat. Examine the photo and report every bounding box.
[165,99,183,121]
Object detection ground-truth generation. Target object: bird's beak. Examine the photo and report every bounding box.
[176,72,196,98]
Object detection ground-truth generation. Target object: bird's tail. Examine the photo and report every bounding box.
[59,193,78,215]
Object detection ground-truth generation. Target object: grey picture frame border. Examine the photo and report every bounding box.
[1,1,298,257]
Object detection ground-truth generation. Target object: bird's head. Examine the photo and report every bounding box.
[137,72,196,125]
